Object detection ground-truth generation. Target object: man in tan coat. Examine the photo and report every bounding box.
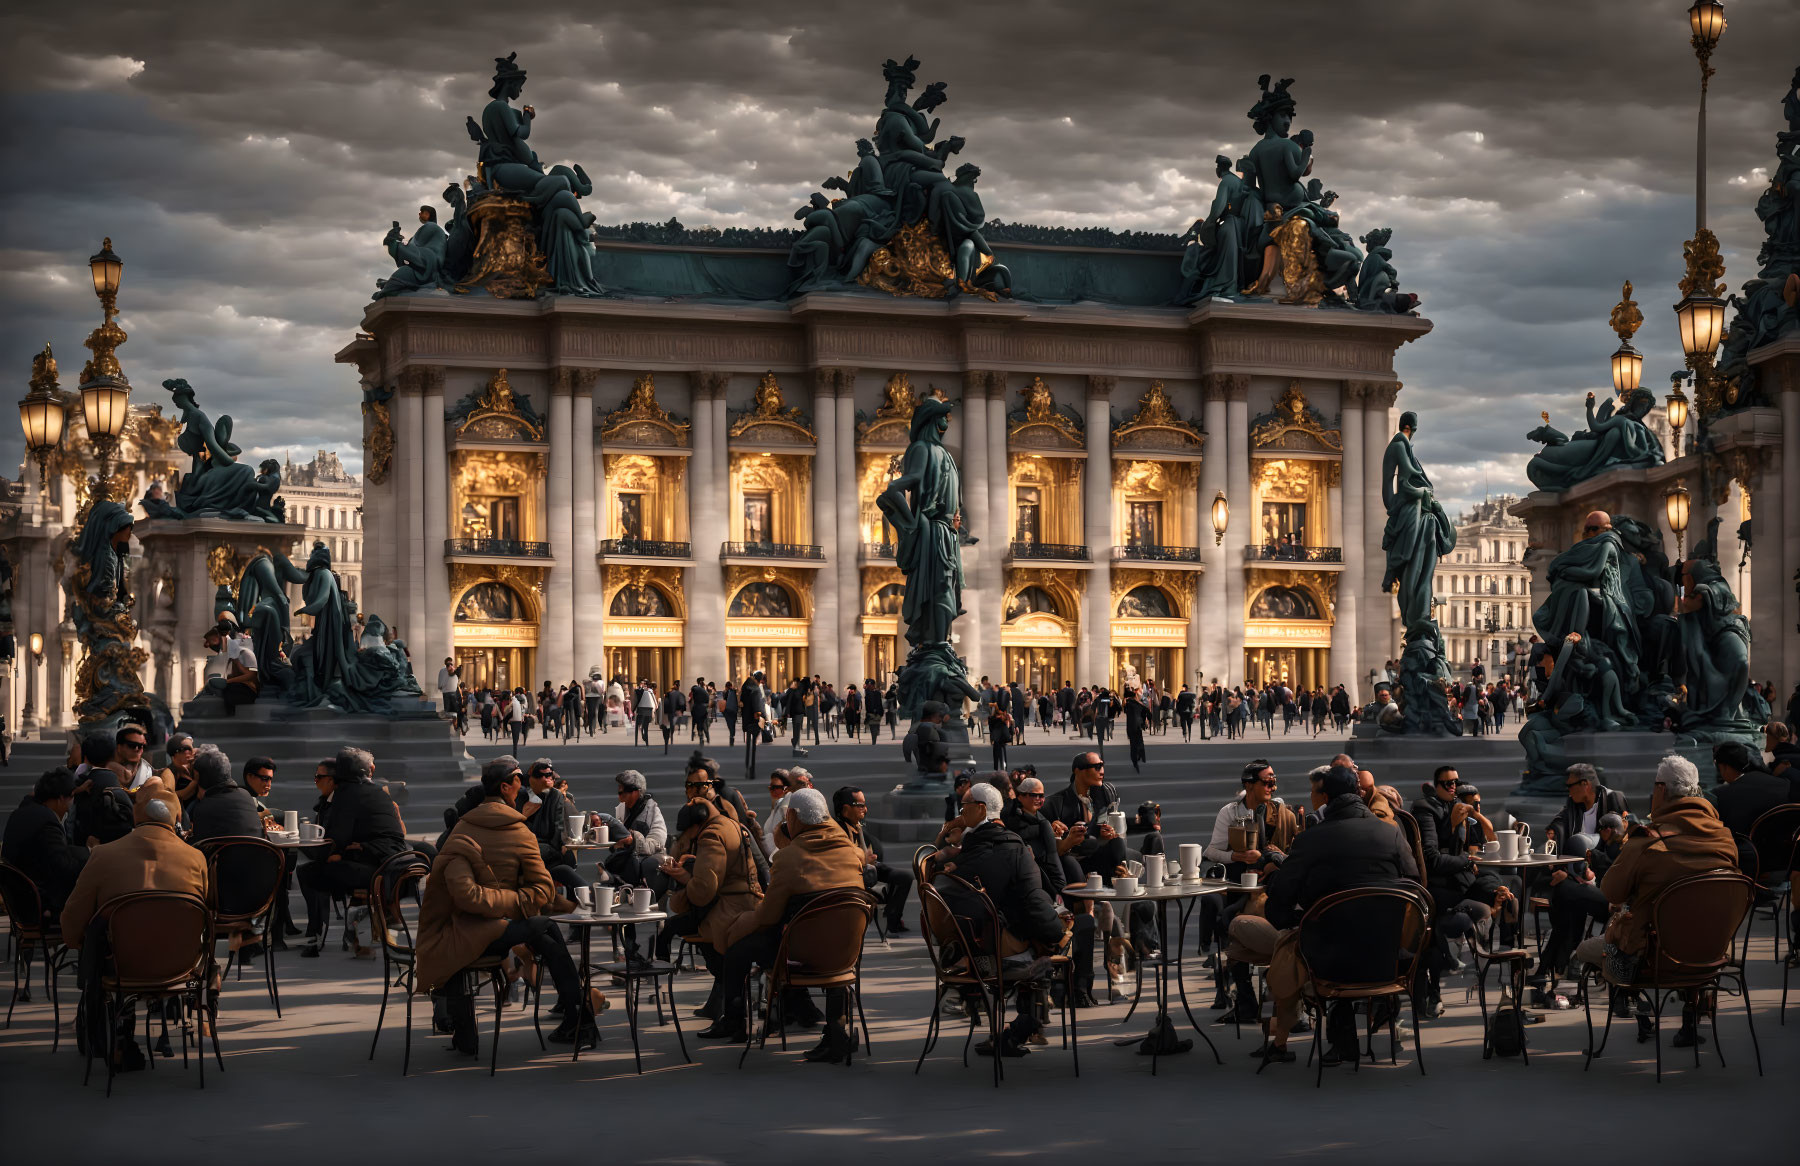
[1571,753,1737,1048]
[61,782,208,1071]
[658,794,763,1019]
[415,757,588,1053]
[699,787,865,1057]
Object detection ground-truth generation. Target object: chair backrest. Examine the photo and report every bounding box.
[100,890,213,993]
[1745,804,1800,884]
[199,835,285,924]
[1297,883,1433,993]
[917,878,990,988]
[370,850,432,956]
[911,843,938,889]
[0,861,46,931]
[1646,869,1754,982]
[775,888,876,981]
[1393,810,1428,886]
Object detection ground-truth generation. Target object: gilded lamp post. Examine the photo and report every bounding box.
[79,238,132,486]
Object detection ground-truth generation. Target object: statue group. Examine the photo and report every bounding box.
[145,379,287,522]
[1176,77,1420,314]
[785,56,1012,300]
[1524,389,1664,492]
[1378,412,1460,734]
[1517,510,1760,793]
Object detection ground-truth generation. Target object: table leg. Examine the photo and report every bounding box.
[626,970,643,1074]
[667,964,691,1063]
[572,926,591,1064]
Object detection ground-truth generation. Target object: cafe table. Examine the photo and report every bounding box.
[552,908,688,1073]
[1472,852,1586,871]
[1063,879,1230,1075]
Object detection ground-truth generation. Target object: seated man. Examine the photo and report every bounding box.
[414,758,591,1054]
[602,769,667,887]
[1001,774,1067,898]
[70,732,134,847]
[1203,760,1303,1022]
[519,758,581,895]
[60,783,209,1070]
[658,794,763,1023]
[701,788,864,1059]
[1226,765,1418,1065]
[1710,740,1789,839]
[1544,763,1629,852]
[832,785,912,935]
[936,782,1069,1057]
[3,767,88,914]
[1042,752,1127,1006]
[1529,813,1624,1008]
[1412,764,1516,950]
[297,748,407,957]
[240,755,299,943]
[1570,754,1738,1048]
[185,744,266,844]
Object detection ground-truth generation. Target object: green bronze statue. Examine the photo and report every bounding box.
[1380,410,1459,733]
[374,205,450,298]
[877,396,979,759]
[165,378,287,522]
[1525,388,1663,491]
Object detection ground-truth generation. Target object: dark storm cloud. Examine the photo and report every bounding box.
[3,0,1794,514]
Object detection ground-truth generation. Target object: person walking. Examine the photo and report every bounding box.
[864,678,884,744]
[635,681,656,746]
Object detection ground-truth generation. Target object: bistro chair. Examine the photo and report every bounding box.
[81,890,216,1097]
[1580,869,1759,1083]
[740,887,877,1068]
[1745,804,1800,963]
[365,851,433,1074]
[1290,883,1434,1088]
[1,862,77,1048]
[198,836,286,1016]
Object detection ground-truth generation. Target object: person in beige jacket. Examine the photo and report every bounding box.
[658,794,764,1019]
[415,757,590,1053]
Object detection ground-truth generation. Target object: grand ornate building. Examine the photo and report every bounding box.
[345,59,1431,698]
[1437,496,1533,680]
[280,450,364,609]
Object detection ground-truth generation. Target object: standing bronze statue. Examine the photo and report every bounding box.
[1381,410,1459,734]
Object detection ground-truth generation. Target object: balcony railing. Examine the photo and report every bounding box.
[861,541,898,561]
[721,541,825,561]
[446,538,551,558]
[1112,544,1202,564]
[598,538,692,558]
[1244,544,1343,563]
[1008,540,1090,561]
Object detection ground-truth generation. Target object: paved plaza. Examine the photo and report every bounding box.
[4,732,1793,1164]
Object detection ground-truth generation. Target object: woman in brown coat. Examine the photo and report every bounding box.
[660,797,763,1018]
[414,759,591,1052]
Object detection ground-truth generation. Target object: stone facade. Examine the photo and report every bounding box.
[1437,496,1533,681]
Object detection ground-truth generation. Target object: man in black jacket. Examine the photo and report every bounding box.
[297,748,407,955]
[1001,774,1066,897]
[1175,685,1196,740]
[832,785,912,934]
[1226,765,1418,1064]
[740,671,767,772]
[1542,763,1628,851]
[862,679,884,744]
[689,677,712,744]
[1412,764,1518,1003]
[1710,740,1789,838]
[186,745,266,844]
[936,782,1067,1057]
[521,758,581,894]
[71,732,134,847]
[1123,688,1150,773]
[1529,813,1624,1007]
[2,768,87,913]
[1042,752,1124,1006]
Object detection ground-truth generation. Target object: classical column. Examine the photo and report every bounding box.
[396,371,427,647]
[958,371,990,681]
[1199,376,1230,684]
[685,372,726,687]
[712,384,730,680]
[1224,376,1251,684]
[543,371,575,684]
[1782,377,1800,690]
[1364,382,1398,675]
[571,370,602,677]
[809,370,840,685]
[421,367,450,671]
[985,375,1009,683]
[1337,383,1365,695]
[834,369,860,685]
[1085,376,1116,686]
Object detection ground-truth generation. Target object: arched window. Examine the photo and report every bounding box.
[870,583,904,616]
[456,582,525,622]
[1004,586,1060,621]
[1115,586,1174,620]
[1249,585,1322,620]
[729,582,794,619]
[610,584,672,618]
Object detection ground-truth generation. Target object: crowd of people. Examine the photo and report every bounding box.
[5,710,1796,1076]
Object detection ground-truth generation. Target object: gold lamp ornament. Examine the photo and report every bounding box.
[18,344,67,488]
[1664,483,1691,560]
[1666,373,1690,458]
[77,237,132,483]
[1608,281,1644,395]
[1210,489,1230,546]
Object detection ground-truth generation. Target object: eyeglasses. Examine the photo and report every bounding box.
[120,739,146,750]
[509,772,524,781]
[1582,524,1602,534]
[1565,780,1588,789]
[684,780,711,790]
[1019,790,1046,798]
[1434,779,1459,789]
[252,771,274,783]
[768,781,786,789]
[1082,762,1105,770]
[172,744,195,753]
[848,800,867,808]
[960,799,982,808]
[1255,779,1277,788]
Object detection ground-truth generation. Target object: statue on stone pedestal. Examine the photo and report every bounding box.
[165,379,286,522]
[1524,389,1663,492]
[64,500,150,725]
[1670,519,1757,741]
[878,396,979,739]
[1379,411,1458,734]
[373,206,451,298]
[1177,155,1257,304]
[284,542,423,714]
[138,480,184,521]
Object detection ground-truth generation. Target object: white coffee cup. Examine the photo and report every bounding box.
[1240,872,1259,889]
[574,886,592,910]
[1143,854,1165,890]
[283,810,299,833]
[1113,876,1139,897]
[1497,832,1519,861]
[1106,810,1128,837]
[1482,840,1500,857]
[594,825,610,847]
[631,888,654,914]
[592,886,615,916]
[1086,872,1104,891]
[1541,839,1558,857]
[1179,843,1203,879]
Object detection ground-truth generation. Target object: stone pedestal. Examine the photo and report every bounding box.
[177,691,476,801]
[134,517,307,705]
[868,783,954,849]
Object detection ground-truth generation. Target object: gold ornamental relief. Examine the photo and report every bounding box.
[724,564,815,618]
[1678,228,1726,299]
[1254,457,1318,501]
[455,196,552,300]
[1112,380,1205,453]
[858,372,923,444]
[856,219,999,302]
[1272,215,1324,306]
[1250,383,1342,453]
[456,369,545,440]
[603,564,687,620]
[602,373,691,447]
[207,545,243,587]
[729,372,815,443]
[1609,281,1644,344]
[363,394,395,485]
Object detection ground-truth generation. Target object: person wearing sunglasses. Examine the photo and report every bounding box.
[1202,760,1301,1021]
[1042,752,1127,1007]
[113,725,155,792]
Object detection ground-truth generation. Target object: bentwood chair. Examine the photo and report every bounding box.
[82,890,217,1097]
[1,862,77,1048]
[198,836,286,1016]
[366,852,432,1073]
[1581,869,1759,1083]
[740,887,877,1068]
[1288,883,1434,1088]
[1745,805,1800,964]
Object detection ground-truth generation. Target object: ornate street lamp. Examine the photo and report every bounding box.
[1673,290,1727,365]
[79,237,132,483]
[1210,489,1229,546]
[1608,281,1643,396]
[18,345,67,489]
[1687,1,1726,229]
[1664,483,1691,560]
[1665,372,1690,458]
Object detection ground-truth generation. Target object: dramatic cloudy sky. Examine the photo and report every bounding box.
[3,1,1794,517]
